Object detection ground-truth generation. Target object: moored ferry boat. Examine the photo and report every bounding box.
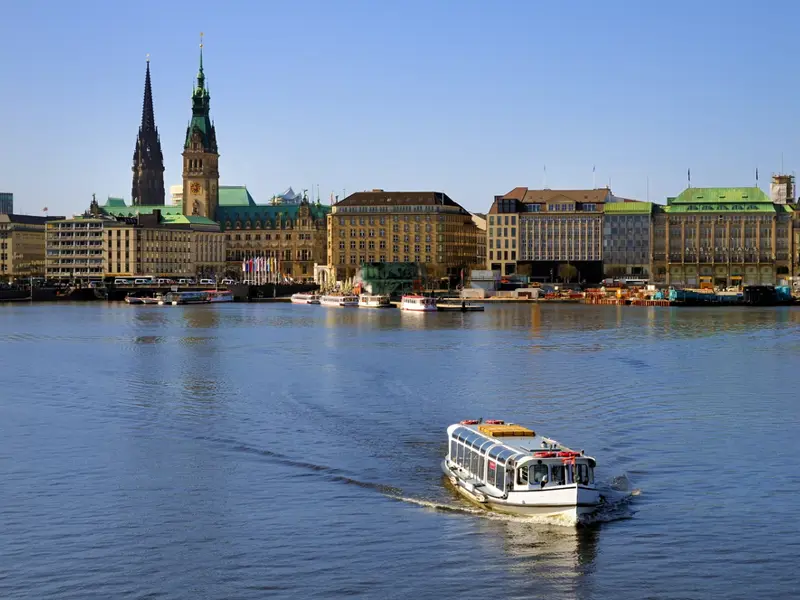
[205,290,234,303]
[358,294,391,308]
[401,295,437,312]
[159,291,209,305]
[320,294,358,307]
[442,420,603,523]
[291,292,321,304]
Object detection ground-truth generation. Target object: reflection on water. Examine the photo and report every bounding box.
[2,303,800,599]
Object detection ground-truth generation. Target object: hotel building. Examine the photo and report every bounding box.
[327,190,481,281]
[488,188,610,281]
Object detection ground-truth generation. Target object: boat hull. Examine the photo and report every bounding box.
[442,460,601,521]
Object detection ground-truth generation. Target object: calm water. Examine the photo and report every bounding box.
[2,302,800,599]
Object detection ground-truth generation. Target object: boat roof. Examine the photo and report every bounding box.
[447,422,591,462]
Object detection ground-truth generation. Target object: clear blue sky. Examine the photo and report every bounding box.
[1,0,798,216]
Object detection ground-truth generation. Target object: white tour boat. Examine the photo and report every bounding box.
[400,295,437,312]
[291,292,321,305]
[320,294,359,307]
[205,290,234,303]
[159,291,209,305]
[358,294,392,308]
[442,420,603,522]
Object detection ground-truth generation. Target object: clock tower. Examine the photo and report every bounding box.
[182,34,219,220]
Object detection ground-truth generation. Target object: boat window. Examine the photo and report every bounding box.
[456,442,466,464]
[551,465,566,486]
[531,464,548,484]
[495,465,505,491]
[469,449,480,476]
[518,466,529,485]
[487,459,498,487]
[575,464,590,485]
[477,454,485,480]
[488,446,504,460]
[450,440,457,459]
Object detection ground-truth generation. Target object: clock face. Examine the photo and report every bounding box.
[190,182,202,194]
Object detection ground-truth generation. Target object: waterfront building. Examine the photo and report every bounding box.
[131,58,165,206]
[327,190,481,282]
[602,201,653,279]
[652,187,793,286]
[181,40,219,221]
[0,214,59,279]
[0,192,13,215]
[104,212,192,277]
[45,215,107,280]
[488,188,610,281]
[217,187,329,281]
[60,198,225,279]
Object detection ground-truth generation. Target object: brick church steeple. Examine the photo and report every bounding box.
[131,56,165,206]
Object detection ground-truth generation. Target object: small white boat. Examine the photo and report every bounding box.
[320,294,358,307]
[358,294,391,308]
[124,295,145,305]
[291,292,321,305]
[205,290,234,303]
[400,295,437,312]
[442,420,603,523]
[159,291,209,305]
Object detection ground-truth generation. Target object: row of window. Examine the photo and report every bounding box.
[338,255,433,264]
[225,233,315,241]
[489,215,517,226]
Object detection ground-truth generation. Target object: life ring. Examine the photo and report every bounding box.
[534,451,556,458]
[557,451,581,458]
[485,419,505,425]
[460,419,480,425]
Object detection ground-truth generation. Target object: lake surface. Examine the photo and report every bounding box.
[2,302,799,599]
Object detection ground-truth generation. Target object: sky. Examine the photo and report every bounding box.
[1,0,799,217]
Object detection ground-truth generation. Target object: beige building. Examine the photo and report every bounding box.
[104,213,193,277]
[488,188,609,280]
[652,187,793,286]
[328,190,480,281]
[0,214,54,279]
[46,216,106,280]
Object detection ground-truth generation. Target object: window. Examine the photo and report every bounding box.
[532,464,548,483]
[518,466,529,485]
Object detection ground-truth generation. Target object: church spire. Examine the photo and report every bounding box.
[131,55,165,206]
[141,54,155,130]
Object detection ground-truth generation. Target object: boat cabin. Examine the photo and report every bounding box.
[447,423,595,494]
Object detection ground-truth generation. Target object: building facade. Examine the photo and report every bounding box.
[182,44,220,221]
[652,187,793,286]
[0,214,55,279]
[327,190,480,281]
[46,216,106,280]
[602,201,653,278]
[104,213,192,277]
[131,58,165,206]
[217,187,329,280]
[0,192,13,215]
[488,188,610,281]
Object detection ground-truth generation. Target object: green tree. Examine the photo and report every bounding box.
[557,263,578,283]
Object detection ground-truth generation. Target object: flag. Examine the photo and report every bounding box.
[330,192,334,205]
[42,207,48,212]
[688,168,691,183]
[242,258,246,273]
[592,165,595,173]
[756,168,759,182]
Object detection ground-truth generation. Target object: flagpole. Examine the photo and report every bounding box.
[592,165,596,190]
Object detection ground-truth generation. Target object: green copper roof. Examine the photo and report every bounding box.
[604,201,653,214]
[219,186,257,207]
[102,204,184,218]
[669,187,771,204]
[217,203,331,231]
[104,196,127,208]
[664,187,781,213]
[162,213,219,227]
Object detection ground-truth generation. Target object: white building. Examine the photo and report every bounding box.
[169,184,183,207]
